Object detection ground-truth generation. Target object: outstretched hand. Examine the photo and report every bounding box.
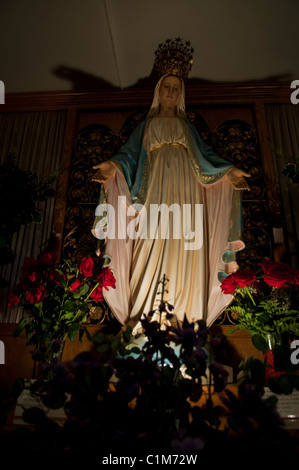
[91,161,116,183]
[226,168,251,190]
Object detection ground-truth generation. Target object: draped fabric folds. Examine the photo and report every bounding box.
[92,116,245,328]
[0,111,67,322]
[266,104,299,268]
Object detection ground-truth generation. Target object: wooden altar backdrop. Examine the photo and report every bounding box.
[0,81,293,389]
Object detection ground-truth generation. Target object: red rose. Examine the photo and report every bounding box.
[261,260,299,287]
[25,286,45,304]
[27,271,42,284]
[38,252,56,266]
[232,270,256,287]
[90,285,104,302]
[261,260,278,275]
[79,257,94,277]
[97,268,116,290]
[264,274,295,288]
[47,268,65,285]
[21,257,39,277]
[7,293,20,307]
[69,279,82,291]
[221,270,256,294]
[220,275,237,294]
[264,351,287,380]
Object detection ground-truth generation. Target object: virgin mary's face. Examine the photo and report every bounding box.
[159,75,182,112]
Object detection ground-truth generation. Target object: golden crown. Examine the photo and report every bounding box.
[154,37,194,80]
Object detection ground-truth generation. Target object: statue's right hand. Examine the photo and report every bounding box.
[91,161,116,183]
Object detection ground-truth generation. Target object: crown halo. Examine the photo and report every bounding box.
[154,37,194,80]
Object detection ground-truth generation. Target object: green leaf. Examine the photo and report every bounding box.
[122,325,133,343]
[92,332,105,344]
[83,327,93,342]
[257,313,270,324]
[13,318,27,338]
[72,283,89,299]
[252,334,268,352]
[60,311,75,321]
[77,304,90,315]
[96,343,110,353]
[63,299,77,313]
[128,347,142,355]
[55,268,65,276]
[110,337,121,351]
[79,327,85,342]
[269,375,293,395]
[67,323,80,342]
[278,375,294,394]
[266,394,278,406]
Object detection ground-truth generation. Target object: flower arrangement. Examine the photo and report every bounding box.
[4,313,296,456]
[220,259,299,350]
[8,251,116,368]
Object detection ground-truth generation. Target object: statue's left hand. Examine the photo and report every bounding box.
[226,168,251,190]
[91,161,116,183]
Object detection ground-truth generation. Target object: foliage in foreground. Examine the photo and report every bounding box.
[1,310,298,455]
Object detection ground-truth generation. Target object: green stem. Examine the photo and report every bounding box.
[58,293,68,322]
[58,272,73,322]
[207,338,213,407]
[85,281,99,301]
[245,285,256,306]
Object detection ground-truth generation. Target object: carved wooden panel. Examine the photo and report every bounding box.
[62,109,148,263]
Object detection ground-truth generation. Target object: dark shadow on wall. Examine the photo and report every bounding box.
[132,66,293,88]
[52,64,293,91]
[52,65,117,90]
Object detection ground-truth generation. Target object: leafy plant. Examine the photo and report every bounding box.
[2,274,298,455]
[221,260,299,345]
[0,155,58,265]
[3,305,297,455]
[8,251,116,370]
[237,336,299,396]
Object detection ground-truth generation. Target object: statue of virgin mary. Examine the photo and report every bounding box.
[91,39,250,331]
